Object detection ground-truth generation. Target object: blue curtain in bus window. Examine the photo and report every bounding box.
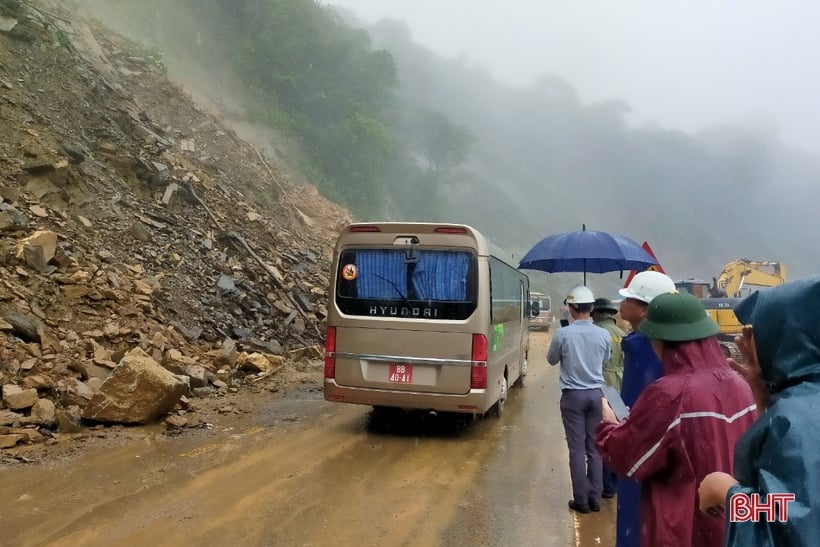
[355,250,408,299]
[411,252,469,301]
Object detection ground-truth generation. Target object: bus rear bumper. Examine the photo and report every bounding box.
[323,380,490,414]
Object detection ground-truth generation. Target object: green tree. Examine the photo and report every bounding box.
[412,109,474,179]
[196,0,400,215]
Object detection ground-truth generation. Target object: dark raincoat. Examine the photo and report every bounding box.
[597,337,756,547]
[615,331,665,547]
[725,276,820,546]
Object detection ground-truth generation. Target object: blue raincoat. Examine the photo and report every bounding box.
[725,276,820,546]
[620,332,664,408]
[615,332,665,547]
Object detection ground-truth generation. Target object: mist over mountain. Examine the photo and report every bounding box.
[356,16,818,287]
[72,0,818,302]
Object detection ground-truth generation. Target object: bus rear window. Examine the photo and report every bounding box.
[335,248,477,320]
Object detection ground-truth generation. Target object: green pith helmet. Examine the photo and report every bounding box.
[593,297,619,314]
[638,291,719,342]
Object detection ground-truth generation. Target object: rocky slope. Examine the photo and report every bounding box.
[0,0,353,460]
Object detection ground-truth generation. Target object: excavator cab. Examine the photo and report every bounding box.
[674,279,712,299]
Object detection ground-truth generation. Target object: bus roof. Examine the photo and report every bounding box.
[342,222,524,272]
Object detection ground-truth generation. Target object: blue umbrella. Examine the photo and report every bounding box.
[518,224,659,285]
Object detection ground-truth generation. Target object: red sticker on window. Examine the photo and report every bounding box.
[342,263,358,281]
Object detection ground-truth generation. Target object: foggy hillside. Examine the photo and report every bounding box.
[359,17,819,282]
[71,1,818,296]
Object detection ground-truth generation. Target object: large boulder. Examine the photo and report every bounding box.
[83,347,189,424]
[2,384,38,410]
[28,398,56,426]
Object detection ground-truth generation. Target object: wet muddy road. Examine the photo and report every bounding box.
[0,332,616,546]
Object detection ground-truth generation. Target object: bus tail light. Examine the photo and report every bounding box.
[471,333,488,389]
[434,226,468,234]
[324,327,337,379]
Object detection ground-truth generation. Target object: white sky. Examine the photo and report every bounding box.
[330,0,820,151]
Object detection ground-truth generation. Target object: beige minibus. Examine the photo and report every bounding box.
[323,222,531,417]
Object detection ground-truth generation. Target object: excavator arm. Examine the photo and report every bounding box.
[690,259,787,362]
[712,260,786,298]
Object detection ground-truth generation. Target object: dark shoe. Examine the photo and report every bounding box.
[568,500,590,514]
[589,501,601,512]
[602,491,616,499]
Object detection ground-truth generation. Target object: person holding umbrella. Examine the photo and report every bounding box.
[547,285,611,514]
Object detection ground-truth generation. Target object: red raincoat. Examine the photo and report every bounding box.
[596,337,756,547]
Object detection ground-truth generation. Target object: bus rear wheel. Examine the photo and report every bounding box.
[516,359,528,387]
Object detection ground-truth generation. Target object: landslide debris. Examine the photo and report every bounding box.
[0,0,353,457]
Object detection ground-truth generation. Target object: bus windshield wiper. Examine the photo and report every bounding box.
[372,273,413,308]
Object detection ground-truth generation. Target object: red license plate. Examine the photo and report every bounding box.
[388,363,413,383]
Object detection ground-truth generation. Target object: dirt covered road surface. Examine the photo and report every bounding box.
[0,331,616,547]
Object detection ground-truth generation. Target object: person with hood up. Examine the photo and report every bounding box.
[698,276,820,546]
[613,270,676,547]
[596,291,757,547]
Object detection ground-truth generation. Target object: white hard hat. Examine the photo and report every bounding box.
[618,271,676,304]
[565,285,595,305]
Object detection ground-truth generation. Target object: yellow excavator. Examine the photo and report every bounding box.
[675,260,786,359]
[708,260,786,298]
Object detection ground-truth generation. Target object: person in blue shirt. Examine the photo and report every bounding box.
[547,285,611,514]
[614,271,676,547]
